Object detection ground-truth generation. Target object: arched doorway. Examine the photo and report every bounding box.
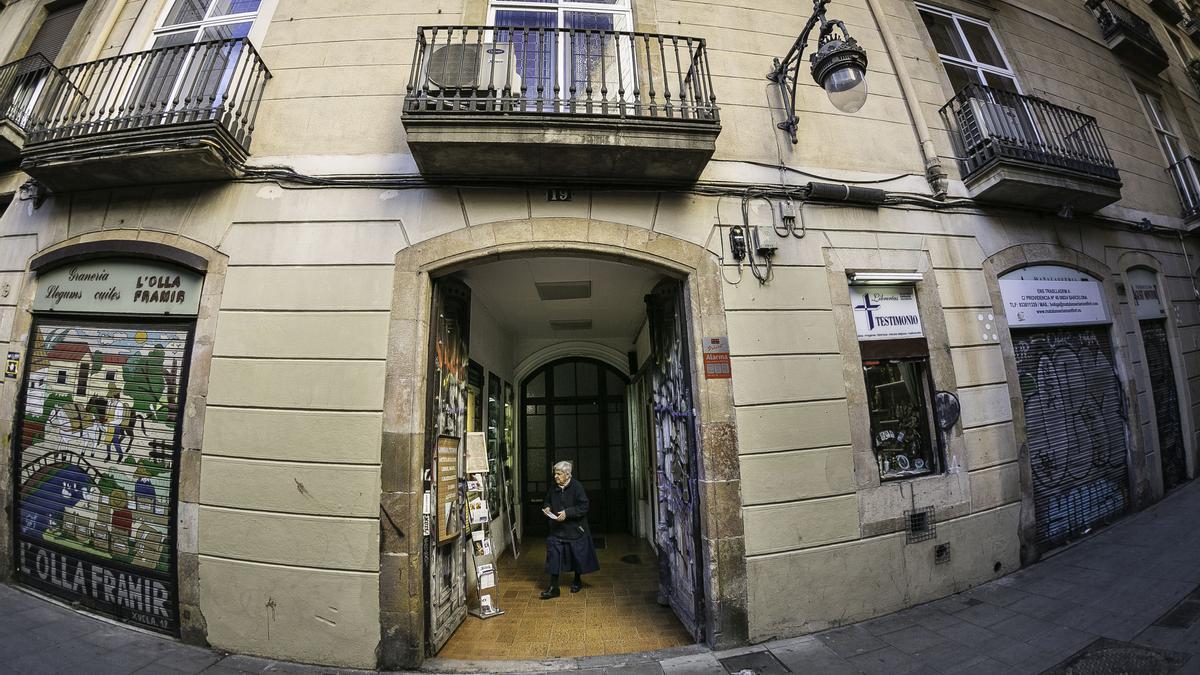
[520,358,629,536]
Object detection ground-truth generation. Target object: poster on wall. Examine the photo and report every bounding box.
[13,321,191,634]
[1128,268,1166,320]
[850,285,924,340]
[436,435,462,544]
[999,266,1109,327]
[464,431,489,474]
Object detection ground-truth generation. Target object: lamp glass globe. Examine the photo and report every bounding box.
[824,64,868,113]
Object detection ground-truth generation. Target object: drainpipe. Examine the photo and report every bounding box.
[864,0,949,199]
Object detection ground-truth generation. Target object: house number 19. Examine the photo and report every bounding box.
[547,188,572,202]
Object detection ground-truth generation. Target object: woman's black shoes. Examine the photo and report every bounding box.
[539,586,560,600]
[570,582,582,593]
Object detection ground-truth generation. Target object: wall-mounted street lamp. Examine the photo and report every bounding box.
[768,0,869,143]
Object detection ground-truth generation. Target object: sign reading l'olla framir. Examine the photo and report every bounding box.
[851,285,924,340]
[34,260,203,315]
[17,539,176,633]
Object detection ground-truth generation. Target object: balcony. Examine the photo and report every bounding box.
[0,54,68,163]
[21,38,270,191]
[1144,0,1185,24]
[940,84,1122,213]
[1087,0,1170,75]
[402,26,721,184]
[1168,156,1200,221]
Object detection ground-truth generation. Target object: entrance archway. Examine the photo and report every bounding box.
[378,221,748,669]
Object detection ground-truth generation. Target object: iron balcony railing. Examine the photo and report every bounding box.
[1087,0,1169,59]
[0,53,70,132]
[1168,156,1200,220]
[940,84,1120,183]
[405,25,719,123]
[25,38,271,149]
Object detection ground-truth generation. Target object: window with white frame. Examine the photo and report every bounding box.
[916,3,1021,95]
[487,0,634,103]
[152,0,261,48]
[1139,89,1200,217]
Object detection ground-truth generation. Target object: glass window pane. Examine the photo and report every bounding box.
[960,21,1006,69]
[576,362,598,396]
[920,10,970,61]
[606,369,623,394]
[526,415,545,447]
[982,72,1019,95]
[579,412,599,444]
[943,62,983,94]
[212,0,260,16]
[163,0,210,26]
[554,412,577,447]
[553,362,575,397]
[863,359,938,480]
[526,371,545,398]
[152,30,200,48]
[201,21,251,40]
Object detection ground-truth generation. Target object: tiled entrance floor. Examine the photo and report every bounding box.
[438,534,693,659]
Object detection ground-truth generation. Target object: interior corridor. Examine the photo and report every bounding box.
[439,534,690,659]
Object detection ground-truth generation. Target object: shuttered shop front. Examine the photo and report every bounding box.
[12,259,202,634]
[1000,266,1130,548]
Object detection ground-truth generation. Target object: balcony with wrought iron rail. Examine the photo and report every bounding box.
[1087,0,1170,75]
[20,37,271,191]
[0,54,71,163]
[940,84,1122,212]
[1144,0,1186,24]
[1168,156,1200,221]
[402,25,721,184]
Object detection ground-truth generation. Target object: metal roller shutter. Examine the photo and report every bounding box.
[13,319,191,634]
[1141,320,1187,491]
[26,3,84,62]
[1013,326,1130,546]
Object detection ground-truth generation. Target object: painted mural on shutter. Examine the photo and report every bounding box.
[1013,326,1130,546]
[425,279,470,653]
[1141,320,1187,491]
[13,320,191,634]
[645,279,704,642]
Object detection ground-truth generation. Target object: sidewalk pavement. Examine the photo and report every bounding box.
[2,481,1200,675]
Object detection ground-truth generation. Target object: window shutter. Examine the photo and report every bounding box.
[26,2,85,62]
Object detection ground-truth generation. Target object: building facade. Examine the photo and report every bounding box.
[0,0,1198,669]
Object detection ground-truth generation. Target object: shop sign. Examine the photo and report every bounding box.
[999,266,1108,327]
[851,285,923,340]
[17,539,176,632]
[702,336,731,379]
[1128,268,1165,320]
[5,351,16,378]
[34,260,203,315]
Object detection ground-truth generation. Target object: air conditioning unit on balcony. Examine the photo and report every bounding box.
[968,98,1030,143]
[426,43,522,94]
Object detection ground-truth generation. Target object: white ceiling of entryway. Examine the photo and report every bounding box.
[459,256,666,342]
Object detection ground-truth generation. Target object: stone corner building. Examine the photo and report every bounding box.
[0,0,1197,669]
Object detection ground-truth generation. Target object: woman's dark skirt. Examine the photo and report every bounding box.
[545,534,600,576]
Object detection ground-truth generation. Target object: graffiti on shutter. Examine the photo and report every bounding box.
[425,279,470,653]
[1014,327,1130,547]
[645,280,704,642]
[14,320,190,634]
[1141,320,1187,491]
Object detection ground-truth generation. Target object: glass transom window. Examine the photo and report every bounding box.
[153,0,261,46]
[916,3,1021,95]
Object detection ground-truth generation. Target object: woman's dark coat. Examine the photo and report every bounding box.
[543,479,600,575]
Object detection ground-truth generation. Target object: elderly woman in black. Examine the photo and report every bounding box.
[539,460,600,599]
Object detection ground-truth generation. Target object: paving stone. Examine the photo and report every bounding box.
[846,646,924,675]
[906,608,962,632]
[905,639,983,672]
[716,649,788,675]
[979,634,1055,666]
[879,625,947,655]
[933,618,1000,646]
[939,656,1016,675]
[956,602,1017,627]
[769,636,859,674]
[990,613,1055,642]
[816,625,887,658]
[1025,624,1097,656]
[963,583,1033,607]
[659,652,724,674]
[860,611,917,636]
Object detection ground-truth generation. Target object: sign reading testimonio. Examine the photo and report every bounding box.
[850,285,924,340]
[999,266,1109,327]
[34,260,203,315]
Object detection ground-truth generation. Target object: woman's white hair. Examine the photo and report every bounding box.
[552,460,573,475]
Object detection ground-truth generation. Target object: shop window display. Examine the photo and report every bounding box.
[863,358,940,480]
